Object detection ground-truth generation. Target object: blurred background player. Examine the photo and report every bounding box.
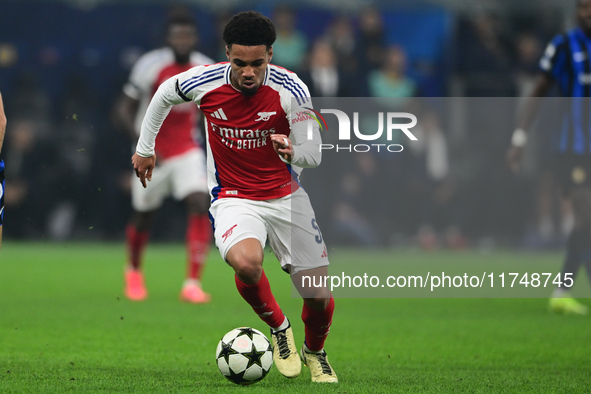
[112,9,213,303]
[508,0,591,315]
[0,91,6,250]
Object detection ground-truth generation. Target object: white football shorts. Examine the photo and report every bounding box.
[209,187,329,275]
[132,148,208,212]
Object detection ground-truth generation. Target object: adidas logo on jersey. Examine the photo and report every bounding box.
[211,108,228,120]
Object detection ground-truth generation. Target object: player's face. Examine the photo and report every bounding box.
[578,0,591,35]
[227,44,272,96]
[168,24,197,62]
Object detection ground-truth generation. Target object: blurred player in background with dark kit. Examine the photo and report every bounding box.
[0,92,6,250]
[132,11,338,383]
[113,10,213,303]
[508,0,591,315]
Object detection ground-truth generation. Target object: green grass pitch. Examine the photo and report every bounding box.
[1,242,590,392]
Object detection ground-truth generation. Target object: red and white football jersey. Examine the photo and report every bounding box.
[137,63,322,201]
[124,47,213,160]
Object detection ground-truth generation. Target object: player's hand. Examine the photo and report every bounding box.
[132,153,156,188]
[271,134,293,163]
[506,145,524,173]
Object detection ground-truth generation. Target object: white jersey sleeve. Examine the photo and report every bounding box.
[274,69,322,171]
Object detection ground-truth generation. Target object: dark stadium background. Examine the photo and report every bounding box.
[0,0,576,250]
[2,3,590,391]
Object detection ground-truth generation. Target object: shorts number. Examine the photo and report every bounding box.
[311,218,323,244]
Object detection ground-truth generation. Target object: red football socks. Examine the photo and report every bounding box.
[186,214,212,280]
[125,224,149,270]
[302,295,334,352]
[235,271,285,329]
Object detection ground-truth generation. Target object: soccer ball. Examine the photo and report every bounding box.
[215,327,273,385]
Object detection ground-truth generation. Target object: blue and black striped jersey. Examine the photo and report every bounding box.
[540,27,591,155]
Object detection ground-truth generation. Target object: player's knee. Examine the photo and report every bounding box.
[233,260,263,284]
[226,238,264,283]
[132,210,156,231]
[228,249,264,284]
[185,192,210,214]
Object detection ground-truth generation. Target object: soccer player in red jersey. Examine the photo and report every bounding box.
[132,11,338,383]
[114,11,213,303]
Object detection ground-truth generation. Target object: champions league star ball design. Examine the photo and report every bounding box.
[215,327,273,385]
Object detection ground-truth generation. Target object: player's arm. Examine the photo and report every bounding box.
[112,93,140,141]
[132,78,177,188]
[270,116,321,168]
[517,72,554,125]
[115,53,154,141]
[272,80,322,167]
[133,67,204,187]
[507,72,554,172]
[508,34,563,173]
[288,103,322,168]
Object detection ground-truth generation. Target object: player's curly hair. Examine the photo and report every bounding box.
[223,11,276,49]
